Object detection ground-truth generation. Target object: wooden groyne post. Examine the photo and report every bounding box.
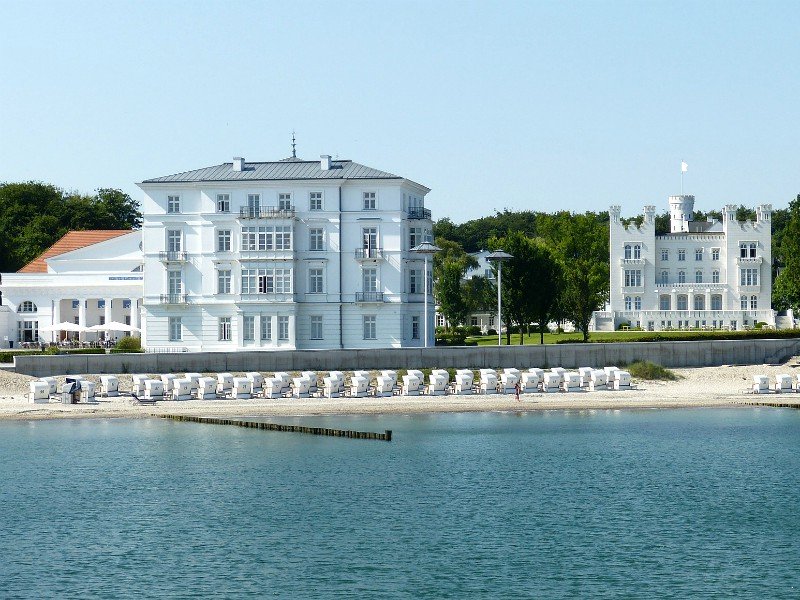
[158,414,392,441]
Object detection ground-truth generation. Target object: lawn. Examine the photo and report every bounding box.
[466,330,774,345]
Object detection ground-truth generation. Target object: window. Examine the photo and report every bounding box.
[740,242,757,258]
[261,317,272,341]
[217,269,231,294]
[363,267,378,292]
[409,227,421,249]
[218,317,231,341]
[409,269,420,294]
[309,192,322,211]
[309,268,323,294]
[624,296,632,310]
[168,317,182,341]
[659,295,671,310]
[98,299,106,309]
[678,271,686,283]
[695,248,703,261]
[624,270,642,287]
[123,300,131,309]
[660,270,669,284]
[217,230,231,252]
[241,227,257,251]
[437,314,446,327]
[712,248,720,261]
[695,270,703,283]
[99,316,106,326]
[17,320,38,343]
[246,268,292,294]
[167,230,182,252]
[216,194,230,213]
[72,300,79,309]
[678,249,686,261]
[168,270,182,295]
[18,301,37,313]
[309,228,324,251]
[633,244,641,259]
[310,316,323,340]
[634,296,642,310]
[247,194,260,215]
[740,268,759,286]
[125,316,131,326]
[712,270,720,283]
[363,315,377,339]
[624,244,632,260]
[243,316,255,341]
[363,191,376,210]
[677,295,688,310]
[740,295,748,310]
[278,193,292,211]
[362,227,378,253]
[694,296,705,310]
[412,315,420,339]
[471,316,478,327]
[661,249,669,261]
[751,295,758,310]
[167,195,180,213]
[278,316,289,340]
[275,226,292,250]
[711,295,722,310]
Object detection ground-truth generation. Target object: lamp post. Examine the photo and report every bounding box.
[411,242,441,348]
[486,250,513,346]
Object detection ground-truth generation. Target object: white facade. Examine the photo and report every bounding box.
[595,195,775,331]
[0,232,143,347]
[138,156,433,351]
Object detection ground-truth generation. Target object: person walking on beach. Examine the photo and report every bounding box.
[515,381,521,401]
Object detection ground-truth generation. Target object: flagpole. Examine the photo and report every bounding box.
[680,159,684,195]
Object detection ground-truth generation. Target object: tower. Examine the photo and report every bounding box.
[669,194,695,233]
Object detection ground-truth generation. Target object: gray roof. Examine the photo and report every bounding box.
[141,159,412,184]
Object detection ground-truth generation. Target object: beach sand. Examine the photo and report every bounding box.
[2,360,800,421]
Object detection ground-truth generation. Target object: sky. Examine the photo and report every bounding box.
[1,0,799,222]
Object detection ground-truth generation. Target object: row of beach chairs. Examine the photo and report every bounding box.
[751,374,800,394]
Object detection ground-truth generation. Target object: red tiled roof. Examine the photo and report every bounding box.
[19,230,133,273]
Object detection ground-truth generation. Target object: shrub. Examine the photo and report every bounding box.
[616,321,631,331]
[115,336,142,351]
[109,348,145,354]
[63,348,106,355]
[486,329,498,337]
[627,361,679,381]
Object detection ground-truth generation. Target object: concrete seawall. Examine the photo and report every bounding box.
[13,338,800,377]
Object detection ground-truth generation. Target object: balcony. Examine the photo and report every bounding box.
[355,292,384,303]
[158,251,187,263]
[736,256,763,265]
[239,206,295,219]
[407,207,431,220]
[160,294,188,304]
[355,247,383,261]
[619,258,645,265]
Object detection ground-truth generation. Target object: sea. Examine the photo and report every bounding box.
[1,408,798,599]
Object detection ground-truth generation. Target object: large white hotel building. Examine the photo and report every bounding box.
[594,194,776,331]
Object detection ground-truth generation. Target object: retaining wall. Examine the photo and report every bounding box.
[13,338,800,377]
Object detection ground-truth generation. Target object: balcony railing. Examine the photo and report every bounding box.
[159,294,188,304]
[355,292,384,303]
[407,207,431,220]
[736,256,763,265]
[620,258,645,265]
[158,251,187,262]
[355,248,383,260]
[239,206,295,219]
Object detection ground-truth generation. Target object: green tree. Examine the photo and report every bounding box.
[432,239,478,330]
[772,195,800,312]
[462,275,496,315]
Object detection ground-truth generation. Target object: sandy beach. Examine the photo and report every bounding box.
[2,360,800,421]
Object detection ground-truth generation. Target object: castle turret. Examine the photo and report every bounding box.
[669,195,695,233]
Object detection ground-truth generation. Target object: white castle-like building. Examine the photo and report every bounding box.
[593,195,776,331]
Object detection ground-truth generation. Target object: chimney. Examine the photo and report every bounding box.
[320,155,332,171]
[232,157,245,172]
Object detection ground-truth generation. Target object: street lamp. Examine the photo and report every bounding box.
[486,250,513,346]
[411,242,441,348]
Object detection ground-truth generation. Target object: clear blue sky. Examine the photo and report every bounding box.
[2,0,799,222]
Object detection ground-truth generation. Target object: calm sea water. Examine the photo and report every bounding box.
[1,408,798,598]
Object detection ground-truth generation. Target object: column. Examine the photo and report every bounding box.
[288,315,296,349]
[104,298,113,342]
[78,299,87,343]
[130,299,140,337]
[236,314,244,348]
[52,299,60,343]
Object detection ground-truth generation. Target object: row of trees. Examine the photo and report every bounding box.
[434,212,610,342]
[0,182,142,272]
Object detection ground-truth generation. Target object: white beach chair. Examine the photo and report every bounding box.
[479,368,497,378]
[550,367,567,385]
[588,370,607,391]
[79,380,96,402]
[301,371,318,393]
[578,367,594,387]
[775,374,793,393]
[217,373,234,395]
[613,371,632,390]
[407,370,425,384]
[143,379,164,401]
[521,372,539,393]
[160,374,179,393]
[274,372,291,395]
[184,373,202,394]
[292,376,311,398]
[374,376,394,397]
[381,370,398,388]
[172,378,193,401]
[232,377,252,399]
[528,368,544,381]
[500,372,519,394]
[323,376,340,398]
[197,377,217,399]
[454,372,474,394]
[542,372,561,393]
[246,372,264,395]
[40,377,58,396]
[604,366,620,381]
[263,377,283,399]
[100,375,119,397]
[428,374,448,396]
[401,375,421,396]
[752,375,769,394]
[562,372,583,392]
[431,369,450,383]
[29,381,50,404]
[480,372,498,394]
[131,374,148,398]
[503,368,521,380]
[350,376,369,398]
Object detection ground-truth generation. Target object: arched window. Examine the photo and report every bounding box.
[751,295,758,310]
[624,296,632,310]
[711,295,722,310]
[660,270,669,284]
[18,301,37,313]
[659,295,671,310]
[633,244,641,259]
[677,295,688,310]
[624,244,632,260]
[740,295,747,310]
[712,270,720,284]
[694,296,705,310]
[678,271,686,283]
[695,270,703,283]
[634,296,642,310]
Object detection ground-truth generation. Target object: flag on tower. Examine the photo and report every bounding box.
[681,161,688,173]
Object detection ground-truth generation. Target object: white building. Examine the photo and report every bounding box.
[138,155,433,351]
[594,195,775,331]
[0,230,143,347]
